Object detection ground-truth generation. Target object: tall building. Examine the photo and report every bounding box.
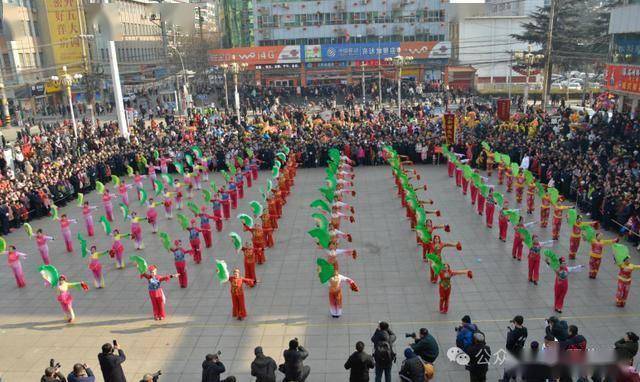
[222,0,253,47]
[605,0,640,113]
[252,0,448,47]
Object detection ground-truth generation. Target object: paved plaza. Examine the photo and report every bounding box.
[0,165,639,381]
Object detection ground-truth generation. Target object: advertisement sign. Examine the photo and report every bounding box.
[304,45,322,62]
[208,45,302,65]
[44,0,85,73]
[400,41,452,59]
[321,42,400,62]
[605,64,640,95]
[443,113,456,145]
[497,99,511,121]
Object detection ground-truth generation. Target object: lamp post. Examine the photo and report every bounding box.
[52,65,83,138]
[361,61,366,106]
[0,81,9,125]
[385,52,413,117]
[514,45,544,112]
[220,64,229,111]
[168,45,189,116]
[378,36,383,107]
[230,62,247,124]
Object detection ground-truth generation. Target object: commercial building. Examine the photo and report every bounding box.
[222,0,253,47]
[484,0,547,17]
[605,0,640,113]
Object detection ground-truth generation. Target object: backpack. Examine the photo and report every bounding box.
[374,340,394,365]
[456,324,480,351]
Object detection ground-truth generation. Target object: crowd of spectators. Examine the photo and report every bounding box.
[40,316,639,382]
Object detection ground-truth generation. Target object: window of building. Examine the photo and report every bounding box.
[351,12,366,24]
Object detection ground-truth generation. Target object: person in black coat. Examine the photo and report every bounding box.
[345,341,375,382]
[371,321,396,382]
[282,338,310,382]
[466,333,491,382]
[399,348,424,382]
[97,343,127,382]
[251,347,277,382]
[202,353,235,382]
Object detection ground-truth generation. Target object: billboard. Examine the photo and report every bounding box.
[400,41,452,59]
[44,0,85,73]
[321,42,400,62]
[605,64,640,95]
[443,113,456,144]
[208,45,302,65]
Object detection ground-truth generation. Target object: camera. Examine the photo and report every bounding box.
[152,370,162,377]
[50,359,61,369]
[405,332,416,338]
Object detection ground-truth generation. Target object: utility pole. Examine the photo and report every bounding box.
[542,0,556,111]
[0,66,10,125]
[108,41,129,139]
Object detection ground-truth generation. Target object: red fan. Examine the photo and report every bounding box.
[109,249,115,258]
[435,210,441,217]
[351,250,358,260]
[467,270,473,279]
[350,282,360,292]
[350,216,355,224]
[456,242,462,251]
[80,282,89,291]
[444,225,451,233]
[351,191,357,197]
[593,222,600,229]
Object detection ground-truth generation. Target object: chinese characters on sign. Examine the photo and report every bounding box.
[605,64,640,95]
[45,0,84,73]
[497,99,511,122]
[443,113,456,145]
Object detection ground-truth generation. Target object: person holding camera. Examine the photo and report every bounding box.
[41,360,67,382]
[344,341,375,382]
[408,328,439,363]
[455,315,479,353]
[282,338,310,382]
[98,341,126,382]
[399,348,424,382]
[545,316,568,341]
[67,363,95,382]
[371,321,396,382]
[503,316,527,381]
[202,352,235,382]
[251,347,277,382]
[139,371,161,382]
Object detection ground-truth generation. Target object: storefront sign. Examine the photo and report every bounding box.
[44,0,85,74]
[443,113,456,144]
[321,42,400,62]
[497,99,511,121]
[208,45,302,65]
[605,64,640,95]
[400,41,451,59]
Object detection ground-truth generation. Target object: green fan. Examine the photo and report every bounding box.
[202,189,212,202]
[96,181,105,194]
[316,258,335,284]
[518,228,533,248]
[272,166,280,178]
[192,146,203,159]
[492,192,504,208]
[76,193,84,207]
[38,264,60,288]
[547,187,560,205]
[216,260,229,284]
[111,175,121,186]
[78,233,88,258]
[310,199,331,213]
[481,141,490,151]
[153,180,164,196]
[130,255,148,274]
[229,232,242,252]
[249,201,263,217]
[425,253,444,275]
[187,201,200,215]
[308,226,332,249]
[99,216,112,235]
[567,209,578,227]
[535,181,545,197]
[416,225,432,243]
[581,225,596,243]
[24,223,33,238]
[126,165,134,176]
[139,189,148,206]
[174,163,184,175]
[524,170,534,185]
[613,244,630,265]
[543,249,560,271]
[312,212,329,230]
[177,213,189,230]
[185,154,194,167]
[504,209,521,226]
[0,237,6,252]
[119,203,130,220]
[50,205,59,220]
[159,232,172,251]
[238,214,254,228]
[510,163,520,177]
[161,173,174,185]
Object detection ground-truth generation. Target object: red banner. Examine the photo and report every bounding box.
[443,113,456,145]
[605,64,640,95]
[497,99,511,121]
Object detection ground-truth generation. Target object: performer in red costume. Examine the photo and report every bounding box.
[551,203,571,240]
[140,265,178,320]
[549,257,583,313]
[514,173,525,203]
[186,220,208,264]
[526,183,536,214]
[505,167,513,193]
[498,201,511,242]
[568,217,598,260]
[228,268,254,320]
[194,206,219,248]
[485,191,496,228]
[539,193,551,228]
[616,257,640,307]
[170,240,194,288]
[242,245,258,285]
[497,162,505,185]
[438,264,472,314]
[587,234,619,279]
[427,235,461,283]
[476,187,486,216]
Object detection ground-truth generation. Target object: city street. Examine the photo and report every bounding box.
[0,165,638,381]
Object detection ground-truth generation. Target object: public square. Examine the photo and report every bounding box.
[0,165,638,381]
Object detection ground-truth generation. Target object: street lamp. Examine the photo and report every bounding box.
[514,45,544,111]
[52,65,83,138]
[220,64,229,111]
[360,61,366,106]
[377,36,383,107]
[385,52,413,117]
[229,62,248,124]
[0,82,10,125]
[168,45,189,116]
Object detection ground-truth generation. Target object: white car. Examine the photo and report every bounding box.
[551,82,564,89]
[567,83,582,91]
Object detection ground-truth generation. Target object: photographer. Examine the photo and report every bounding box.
[41,360,67,382]
[371,321,396,382]
[139,371,161,382]
[505,316,528,360]
[251,347,277,382]
[455,315,479,353]
[408,328,439,363]
[202,352,235,382]
[545,316,568,341]
[98,341,126,382]
[67,363,95,382]
[282,338,310,382]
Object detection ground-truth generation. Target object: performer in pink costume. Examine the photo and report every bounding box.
[129,212,145,250]
[159,157,171,174]
[170,240,194,288]
[235,174,245,199]
[194,206,219,248]
[35,229,54,264]
[187,219,208,264]
[118,181,133,207]
[81,201,98,237]
[250,158,261,180]
[173,179,184,210]
[220,190,231,219]
[87,246,109,288]
[145,198,160,233]
[56,275,88,323]
[134,174,146,199]
[4,246,28,287]
[110,229,129,269]
[102,189,116,222]
[211,196,224,231]
[59,214,77,253]
[183,174,194,199]
[243,166,252,188]
[194,170,203,190]
[228,181,238,210]
[163,192,174,219]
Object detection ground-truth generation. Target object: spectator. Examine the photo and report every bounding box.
[251,346,277,382]
[97,342,126,382]
[614,332,639,363]
[466,333,491,382]
[545,316,569,341]
[67,363,95,382]
[371,321,396,382]
[456,315,479,352]
[410,328,439,363]
[139,371,161,382]
[506,315,528,360]
[399,348,424,382]
[282,338,310,382]
[202,353,234,382]
[41,365,67,382]
[561,325,587,352]
[344,341,375,382]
